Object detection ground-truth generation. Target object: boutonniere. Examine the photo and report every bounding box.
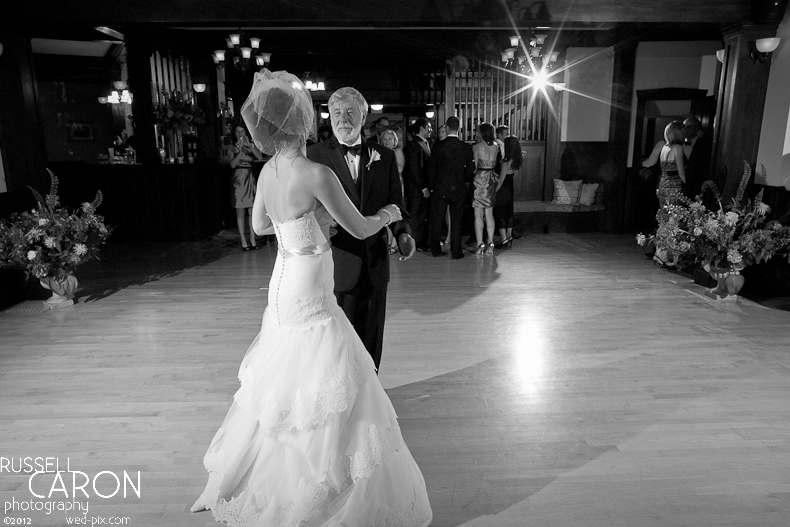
[366,148,381,170]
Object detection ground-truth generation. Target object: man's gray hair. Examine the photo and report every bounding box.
[328,87,368,121]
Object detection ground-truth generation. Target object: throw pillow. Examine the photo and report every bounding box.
[579,183,600,206]
[551,179,583,205]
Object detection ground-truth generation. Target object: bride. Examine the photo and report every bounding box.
[190,69,432,527]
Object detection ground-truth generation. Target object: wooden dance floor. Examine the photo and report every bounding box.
[2,233,790,526]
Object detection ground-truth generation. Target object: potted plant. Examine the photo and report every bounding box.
[0,169,112,306]
[637,162,790,297]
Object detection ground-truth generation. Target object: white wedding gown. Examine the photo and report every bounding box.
[192,210,432,527]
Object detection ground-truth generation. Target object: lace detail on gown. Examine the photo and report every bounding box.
[269,211,339,330]
[234,344,370,432]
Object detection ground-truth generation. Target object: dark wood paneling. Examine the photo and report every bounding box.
[48,162,232,242]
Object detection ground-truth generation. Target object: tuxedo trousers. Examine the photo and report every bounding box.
[334,269,388,372]
[407,188,430,247]
[430,194,465,258]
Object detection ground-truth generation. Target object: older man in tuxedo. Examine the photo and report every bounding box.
[307,87,415,370]
[427,116,475,259]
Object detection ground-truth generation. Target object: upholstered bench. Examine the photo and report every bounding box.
[513,200,606,233]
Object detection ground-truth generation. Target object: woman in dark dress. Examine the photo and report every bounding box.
[228,124,263,250]
[494,136,523,248]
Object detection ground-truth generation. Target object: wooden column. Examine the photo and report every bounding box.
[0,32,48,211]
[711,24,777,203]
[607,36,637,233]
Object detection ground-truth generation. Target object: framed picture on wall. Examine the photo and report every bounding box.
[68,122,94,141]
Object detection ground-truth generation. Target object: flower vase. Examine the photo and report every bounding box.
[40,274,78,308]
[708,266,745,298]
[166,130,176,163]
[176,128,184,163]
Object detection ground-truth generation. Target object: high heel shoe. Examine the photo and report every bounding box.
[497,237,513,249]
[485,243,494,255]
[475,243,485,255]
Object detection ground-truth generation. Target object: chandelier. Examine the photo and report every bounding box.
[500,33,558,75]
[213,30,271,75]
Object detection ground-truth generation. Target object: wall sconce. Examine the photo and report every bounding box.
[425,105,435,119]
[113,80,127,90]
[370,104,384,112]
[320,110,330,119]
[192,83,206,93]
[716,49,725,63]
[553,82,566,92]
[750,37,781,63]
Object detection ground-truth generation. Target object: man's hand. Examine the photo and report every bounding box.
[422,188,431,199]
[397,233,416,261]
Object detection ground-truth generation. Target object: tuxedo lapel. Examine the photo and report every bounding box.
[327,138,361,207]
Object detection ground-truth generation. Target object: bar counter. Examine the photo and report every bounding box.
[49,161,240,242]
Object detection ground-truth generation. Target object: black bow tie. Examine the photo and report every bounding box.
[341,144,362,157]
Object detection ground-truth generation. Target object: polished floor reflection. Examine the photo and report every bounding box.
[2,233,790,526]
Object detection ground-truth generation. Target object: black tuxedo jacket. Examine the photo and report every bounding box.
[427,136,475,201]
[403,137,431,196]
[684,136,712,198]
[307,136,410,292]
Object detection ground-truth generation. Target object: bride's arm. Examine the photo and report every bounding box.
[307,162,400,240]
[252,171,274,236]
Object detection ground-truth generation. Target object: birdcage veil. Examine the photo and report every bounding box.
[241,69,314,155]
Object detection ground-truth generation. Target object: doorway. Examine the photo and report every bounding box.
[625,87,714,232]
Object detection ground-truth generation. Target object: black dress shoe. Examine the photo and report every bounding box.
[451,253,465,260]
[250,245,260,250]
[242,246,251,252]
[432,251,448,257]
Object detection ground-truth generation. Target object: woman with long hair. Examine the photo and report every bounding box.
[471,122,500,255]
[495,136,523,248]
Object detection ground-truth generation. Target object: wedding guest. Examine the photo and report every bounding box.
[427,116,475,259]
[227,123,263,250]
[495,136,522,248]
[657,121,686,208]
[472,122,500,255]
[436,124,448,142]
[317,125,333,142]
[403,118,432,251]
[495,125,509,157]
[380,129,405,254]
[653,121,686,268]
[307,86,416,370]
[683,116,711,200]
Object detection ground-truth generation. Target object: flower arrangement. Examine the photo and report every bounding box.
[152,91,206,131]
[637,162,790,271]
[0,170,112,281]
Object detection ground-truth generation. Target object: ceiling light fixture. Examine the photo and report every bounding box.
[501,32,559,76]
[213,29,271,74]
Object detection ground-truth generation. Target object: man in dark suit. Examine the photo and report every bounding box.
[427,116,475,259]
[403,118,432,251]
[683,116,712,200]
[307,87,415,371]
